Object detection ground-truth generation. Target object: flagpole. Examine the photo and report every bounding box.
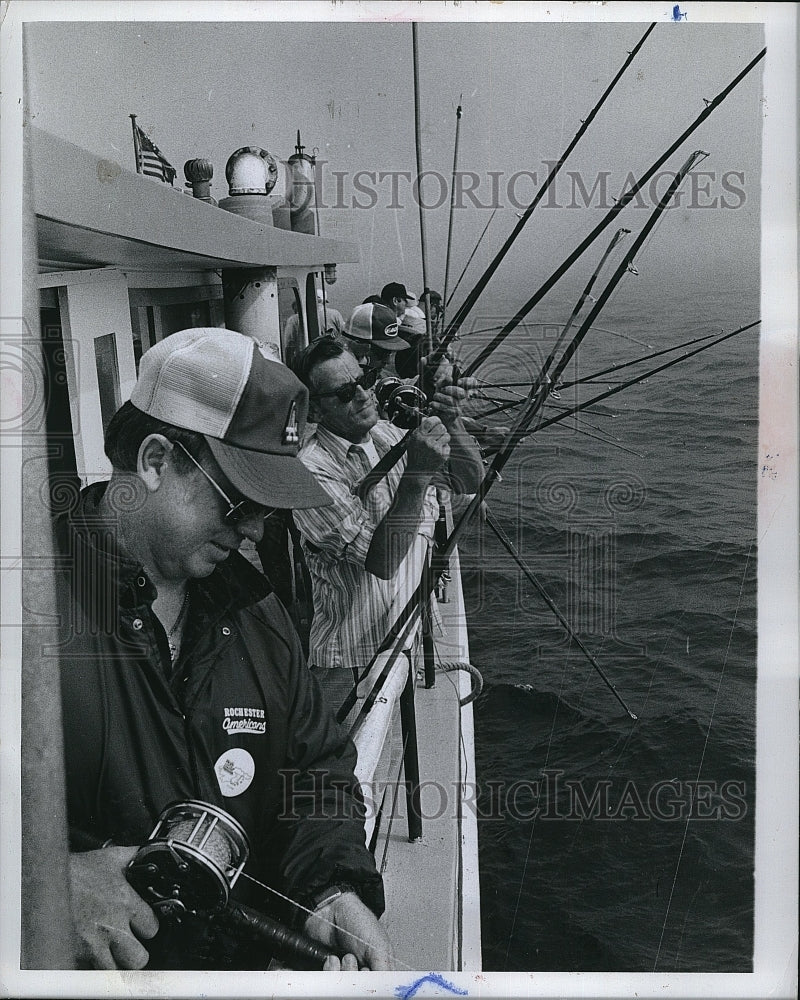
[129,113,141,174]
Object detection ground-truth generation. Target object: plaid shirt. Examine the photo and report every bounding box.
[293,421,440,670]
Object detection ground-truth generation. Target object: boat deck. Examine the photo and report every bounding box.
[369,548,482,972]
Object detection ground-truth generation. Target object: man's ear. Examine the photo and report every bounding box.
[137,434,174,492]
[307,397,323,424]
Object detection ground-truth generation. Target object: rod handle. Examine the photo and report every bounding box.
[225,901,337,970]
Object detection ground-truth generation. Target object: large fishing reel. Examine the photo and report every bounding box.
[125,800,249,919]
[125,800,337,969]
[375,377,427,429]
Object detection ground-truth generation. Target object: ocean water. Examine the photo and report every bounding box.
[456,286,759,972]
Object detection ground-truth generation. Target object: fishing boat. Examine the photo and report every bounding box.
[22,122,481,973]
[8,11,797,999]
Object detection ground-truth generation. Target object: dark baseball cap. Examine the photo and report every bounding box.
[380,282,415,304]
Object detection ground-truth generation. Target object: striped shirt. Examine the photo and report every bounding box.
[293,421,440,671]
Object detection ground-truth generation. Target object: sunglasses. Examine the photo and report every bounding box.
[311,367,380,404]
[173,441,273,525]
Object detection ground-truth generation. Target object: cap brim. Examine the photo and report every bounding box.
[205,436,332,509]
[372,335,411,351]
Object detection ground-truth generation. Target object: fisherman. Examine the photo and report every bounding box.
[290,338,483,713]
[379,281,416,324]
[342,301,410,375]
[56,328,393,972]
[418,289,444,340]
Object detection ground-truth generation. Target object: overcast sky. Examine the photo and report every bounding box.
[25,10,765,327]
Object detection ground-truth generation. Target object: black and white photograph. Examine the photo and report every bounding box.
[0,2,796,998]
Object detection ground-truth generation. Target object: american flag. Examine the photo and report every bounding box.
[132,118,177,185]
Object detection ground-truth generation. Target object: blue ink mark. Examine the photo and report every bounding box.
[672,5,688,20]
[394,972,469,999]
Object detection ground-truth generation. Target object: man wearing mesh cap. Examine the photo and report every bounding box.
[56,328,392,971]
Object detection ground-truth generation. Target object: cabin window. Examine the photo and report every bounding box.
[93,333,121,433]
[39,305,79,492]
[305,274,321,341]
[278,278,304,371]
[128,285,225,370]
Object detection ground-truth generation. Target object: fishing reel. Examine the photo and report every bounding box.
[125,799,337,968]
[374,376,427,429]
[125,800,249,919]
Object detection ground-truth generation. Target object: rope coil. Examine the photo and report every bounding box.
[438,660,484,706]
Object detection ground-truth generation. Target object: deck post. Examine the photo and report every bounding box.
[399,659,423,842]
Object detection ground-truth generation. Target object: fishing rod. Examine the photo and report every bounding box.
[471,330,718,419]
[521,150,709,405]
[356,45,764,501]
[463,226,629,410]
[356,222,628,502]
[551,226,631,344]
[412,22,434,354]
[441,22,656,351]
[344,317,759,729]
[527,320,760,435]
[462,44,766,379]
[446,208,498,310]
[341,147,703,727]
[556,330,716,388]
[484,509,637,718]
[479,321,759,436]
[442,97,463,332]
[355,23,655,502]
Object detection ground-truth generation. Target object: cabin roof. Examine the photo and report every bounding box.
[31,128,360,273]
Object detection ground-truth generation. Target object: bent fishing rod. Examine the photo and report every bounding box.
[461,44,765,379]
[341,149,703,727]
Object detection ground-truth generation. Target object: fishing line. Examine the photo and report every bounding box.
[446,209,498,309]
[652,542,753,971]
[379,727,411,876]
[237,868,416,972]
[557,331,716,389]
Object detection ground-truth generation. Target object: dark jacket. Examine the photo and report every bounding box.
[55,483,383,960]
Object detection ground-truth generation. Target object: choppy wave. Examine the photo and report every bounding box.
[463,300,757,971]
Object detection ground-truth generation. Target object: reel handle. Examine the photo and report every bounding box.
[224,901,339,970]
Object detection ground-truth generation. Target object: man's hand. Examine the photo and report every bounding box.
[303,891,395,971]
[70,847,159,970]
[428,375,478,427]
[406,414,451,477]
